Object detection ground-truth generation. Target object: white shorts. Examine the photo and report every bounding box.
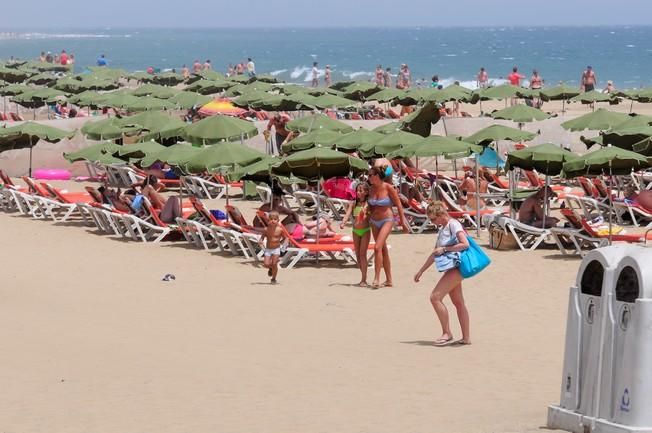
[264,247,281,257]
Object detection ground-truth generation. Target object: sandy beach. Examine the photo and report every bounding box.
[2,85,651,433]
[0,176,577,433]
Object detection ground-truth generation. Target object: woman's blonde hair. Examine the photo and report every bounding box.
[426,201,448,219]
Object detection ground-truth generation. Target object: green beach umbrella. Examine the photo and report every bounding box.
[123,96,175,112]
[27,72,58,86]
[224,82,273,97]
[490,104,551,123]
[311,94,358,109]
[563,146,650,177]
[139,142,201,168]
[272,146,368,180]
[395,87,438,105]
[373,122,402,134]
[561,108,630,132]
[64,142,122,163]
[53,77,87,93]
[505,142,578,176]
[0,66,30,83]
[185,79,234,94]
[0,83,30,96]
[227,74,252,84]
[632,137,652,156]
[593,126,652,150]
[476,84,519,101]
[183,115,258,145]
[229,156,281,182]
[150,72,185,86]
[68,90,111,109]
[81,117,138,141]
[13,88,66,108]
[254,75,281,84]
[131,83,177,99]
[286,113,353,134]
[540,84,581,101]
[465,124,536,146]
[611,113,652,130]
[334,129,384,151]
[232,90,271,107]
[569,90,614,104]
[119,111,187,142]
[184,142,265,173]
[169,91,211,110]
[426,84,475,103]
[387,135,481,159]
[117,140,166,158]
[366,88,407,103]
[0,122,75,175]
[194,69,226,81]
[516,88,542,100]
[101,92,141,109]
[400,101,442,137]
[281,129,343,153]
[341,81,381,100]
[250,93,316,111]
[86,66,128,80]
[359,130,422,157]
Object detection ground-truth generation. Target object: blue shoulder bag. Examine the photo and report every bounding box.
[459,236,491,278]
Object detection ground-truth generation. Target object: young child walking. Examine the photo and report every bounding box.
[258,211,287,284]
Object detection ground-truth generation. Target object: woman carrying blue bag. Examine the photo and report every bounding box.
[414,201,491,346]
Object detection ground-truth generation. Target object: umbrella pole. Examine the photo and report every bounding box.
[442,117,448,136]
[316,176,321,263]
[475,154,481,238]
[509,169,515,219]
[28,135,33,177]
[542,175,549,229]
[607,166,613,246]
[434,156,439,200]
[453,159,458,179]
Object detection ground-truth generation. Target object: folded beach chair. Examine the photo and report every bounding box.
[181,175,227,200]
[579,218,652,243]
[547,208,609,256]
[613,200,652,227]
[0,188,16,212]
[40,182,94,204]
[7,189,43,218]
[117,209,171,243]
[273,223,357,269]
[489,215,552,251]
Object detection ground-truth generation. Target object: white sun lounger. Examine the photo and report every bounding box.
[181,175,227,200]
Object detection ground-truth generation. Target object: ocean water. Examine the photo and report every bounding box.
[2,26,652,88]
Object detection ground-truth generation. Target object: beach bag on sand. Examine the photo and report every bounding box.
[488,222,518,250]
[459,237,491,279]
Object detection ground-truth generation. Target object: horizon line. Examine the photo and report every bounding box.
[2,24,652,30]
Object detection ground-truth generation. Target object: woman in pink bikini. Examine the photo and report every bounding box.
[367,166,409,289]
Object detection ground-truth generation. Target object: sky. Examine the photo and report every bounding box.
[2,0,652,28]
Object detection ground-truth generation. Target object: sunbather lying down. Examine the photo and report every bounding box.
[624,185,652,212]
[286,214,336,240]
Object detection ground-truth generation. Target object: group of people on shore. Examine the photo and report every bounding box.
[256,161,475,346]
[177,58,256,79]
[38,49,75,67]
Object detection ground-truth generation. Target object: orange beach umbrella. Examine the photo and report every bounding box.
[198,98,247,117]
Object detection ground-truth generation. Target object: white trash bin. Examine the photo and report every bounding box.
[548,246,629,433]
[594,246,652,433]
